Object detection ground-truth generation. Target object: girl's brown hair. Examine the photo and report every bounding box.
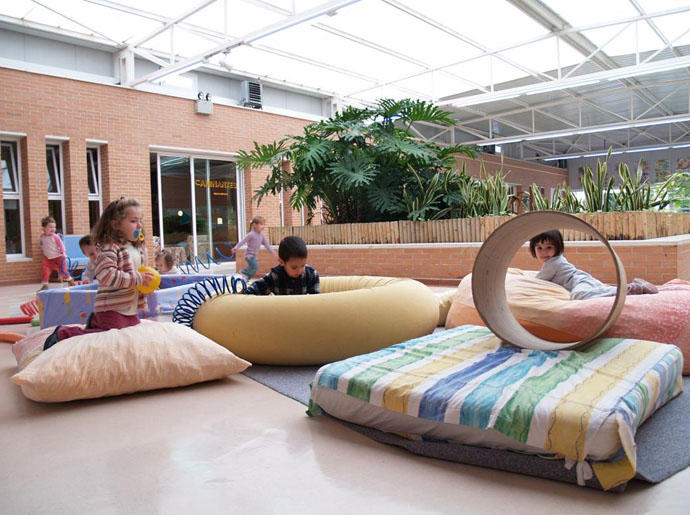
[250,215,266,230]
[92,197,143,247]
[529,229,564,258]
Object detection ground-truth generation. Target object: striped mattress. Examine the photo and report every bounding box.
[308,325,683,490]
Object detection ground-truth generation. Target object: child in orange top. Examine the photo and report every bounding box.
[44,198,154,349]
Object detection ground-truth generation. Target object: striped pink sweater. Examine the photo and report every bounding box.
[93,242,147,315]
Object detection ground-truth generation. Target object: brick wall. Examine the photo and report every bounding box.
[237,237,690,286]
[0,68,310,283]
[460,153,568,194]
[0,67,573,284]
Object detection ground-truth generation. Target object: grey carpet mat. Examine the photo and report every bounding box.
[242,367,690,490]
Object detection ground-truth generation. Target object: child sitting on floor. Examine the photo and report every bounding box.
[155,250,176,275]
[243,236,320,295]
[44,197,155,349]
[39,216,74,290]
[79,235,99,283]
[529,229,658,300]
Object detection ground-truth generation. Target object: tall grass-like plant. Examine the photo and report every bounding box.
[614,160,673,211]
[581,153,615,212]
[528,183,581,212]
[475,161,513,216]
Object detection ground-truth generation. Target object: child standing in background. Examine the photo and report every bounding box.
[530,229,658,300]
[79,234,98,282]
[44,198,154,349]
[232,215,276,280]
[39,216,74,290]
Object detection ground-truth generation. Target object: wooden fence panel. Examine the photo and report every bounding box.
[267,212,689,245]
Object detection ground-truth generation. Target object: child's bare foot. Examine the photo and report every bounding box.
[628,278,658,295]
[67,277,75,287]
[38,284,49,292]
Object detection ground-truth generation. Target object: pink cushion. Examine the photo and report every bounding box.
[447,271,690,374]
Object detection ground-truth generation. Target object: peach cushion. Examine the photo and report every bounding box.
[11,321,251,402]
[446,269,690,374]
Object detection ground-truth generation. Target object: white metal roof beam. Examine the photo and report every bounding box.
[439,54,690,108]
[456,77,690,126]
[508,0,687,128]
[469,113,690,146]
[127,0,360,87]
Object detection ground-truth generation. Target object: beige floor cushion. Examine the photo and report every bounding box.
[11,321,251,402]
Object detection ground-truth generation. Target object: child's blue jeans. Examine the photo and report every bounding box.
[241,256,258,279]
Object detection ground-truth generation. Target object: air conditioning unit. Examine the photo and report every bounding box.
[241,80,263,109]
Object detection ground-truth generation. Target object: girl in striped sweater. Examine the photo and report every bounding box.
[44,198,155,349]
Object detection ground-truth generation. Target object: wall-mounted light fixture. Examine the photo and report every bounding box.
[196,91,213,115]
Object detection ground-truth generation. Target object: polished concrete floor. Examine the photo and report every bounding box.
[1,282,689,514]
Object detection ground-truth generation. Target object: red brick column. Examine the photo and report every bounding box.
[21,135,48,259]
[63,137,89,234]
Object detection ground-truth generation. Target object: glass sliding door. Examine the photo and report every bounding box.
[159,155,193,258]
[152,153,239,261]
[193,159,238,259]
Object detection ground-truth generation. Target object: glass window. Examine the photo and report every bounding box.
[151,153,239,260]
[159,155,193,258]
[87,147,101,228]
[194,159,238,259]
[46,144,64,233]
[2,141,24,255]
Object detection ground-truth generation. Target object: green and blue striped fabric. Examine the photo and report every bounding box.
[309,325,683,490]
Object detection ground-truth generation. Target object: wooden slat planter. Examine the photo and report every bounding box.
[269,212,690,245]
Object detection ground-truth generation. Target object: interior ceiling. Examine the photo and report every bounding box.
[1,0,690,162]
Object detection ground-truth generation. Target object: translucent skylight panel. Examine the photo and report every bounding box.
[314,0,482,68]
[499,38,583,77]
[146,28,218,58]
[649,11,690,47]
[636,0,690,15]
[54,2,162,44]
[580,21,665,57]
[440,55,529,92]
[258,24,423,83]
[393,71,482,100]
[441,57,504,93]
[16,1,91,37]
[351,84,430,104]
[228,45,375,95]
[113,0,192,18]
[186,1,286,36]
[406,0,550,51]
[541,0,639,28]
[0,0,44,19]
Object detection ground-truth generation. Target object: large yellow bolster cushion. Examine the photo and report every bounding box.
[193,276,440,365]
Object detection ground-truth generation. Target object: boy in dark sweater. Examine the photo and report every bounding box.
[243,236,320,295]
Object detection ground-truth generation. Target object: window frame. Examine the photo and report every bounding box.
[46,142,66,234]
[87,146,102,227]
[2,139,26,258]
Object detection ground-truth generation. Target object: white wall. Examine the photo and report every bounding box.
[567,147,690,187]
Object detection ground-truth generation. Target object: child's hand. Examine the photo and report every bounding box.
[141,271,155,285]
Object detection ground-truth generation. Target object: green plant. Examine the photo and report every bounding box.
[237,98,477,223]
[581,152,615,212]
[660,171,690,211]
[527,183,581,212]
[474,161,513,216]
[614,160,673,211]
